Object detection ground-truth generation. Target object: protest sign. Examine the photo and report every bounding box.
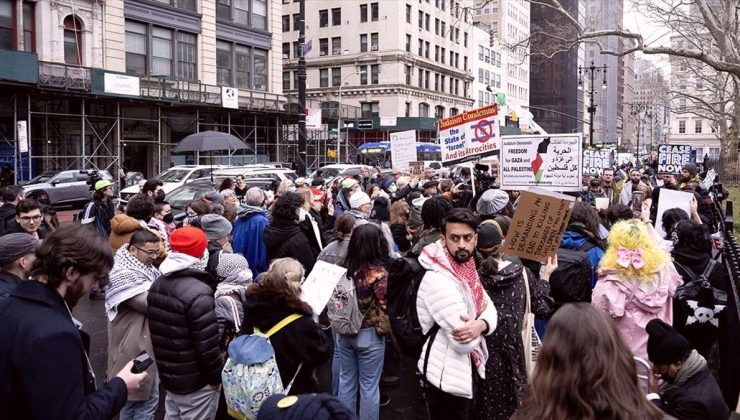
[390,130,417,171]
[409,161,424,175]
[300,261,347,315]
[657,144,692,174]
[583,149,612,176]
[702,168,717,190]
[438,104,499,165]
[655,188,694,237]
[499,134,583,192]
[502,187,575,263]
[306,108,322,129]
[594,197,610,211]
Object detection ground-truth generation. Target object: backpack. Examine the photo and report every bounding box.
[387,256,427,359]
[548,242,595,310]
[222,313,302,420]
[327,274,364,335]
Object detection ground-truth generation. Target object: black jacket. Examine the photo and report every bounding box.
[0,269,22,302]
[4,219,48,239]
[147,267,223,394]
[241,284,331,395]
[263,217,318,274]
[0,281,127,419]
[654,366,729,420]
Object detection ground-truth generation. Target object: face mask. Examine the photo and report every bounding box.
[289,186,296,193]
[162,213,174,224]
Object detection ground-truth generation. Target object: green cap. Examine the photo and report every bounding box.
[95,180,112,191]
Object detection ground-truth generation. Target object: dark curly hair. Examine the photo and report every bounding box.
[126,193,155,221]
[421,197,453,230]
[272,191,303,221]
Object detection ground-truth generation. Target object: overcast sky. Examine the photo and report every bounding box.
[623,0,671,70]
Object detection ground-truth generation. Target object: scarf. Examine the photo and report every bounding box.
[443,246,487,317]
[215,252,253,298]
[105,244,161,321]
[660,349,707,393]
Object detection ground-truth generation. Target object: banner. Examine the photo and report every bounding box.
[300,261,347,315]
[499,134,583,191]
[306,108,322,129]
[438,104,499,165]
[390,130,417,171]
[582,149,612,176]
[657,144,692,174]
[502,187,575,263]
[17,121,28,154]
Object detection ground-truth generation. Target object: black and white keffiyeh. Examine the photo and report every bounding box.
[215,252,253,298]
[105,244,161,321]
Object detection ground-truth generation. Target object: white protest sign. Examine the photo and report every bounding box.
[582,149,612,176]
[499,134,583,192]
[221,87,239,109]
[438,105,499,165]
[300,261,347,315]
[17,121,28,154]
[655,188,694,237]
[594,197,610,211]
[390,130,417,171]
[703,168,717,190]
[306,108,322,129]
[657,144,692,174]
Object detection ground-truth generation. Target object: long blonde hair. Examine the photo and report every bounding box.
[599,219,668,282]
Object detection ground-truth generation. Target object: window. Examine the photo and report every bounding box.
[282,15,290,32]
[434,73,439,90]
[425,13,430,30]
[360,4,368,22]
[695,119,702,134]
[154,0,196,11]
[282,42,290,59]
[405,102,411,117]
[371,32,378,50]
[0,0,12,50]
[435,105,444,119]
[434,46,439,61]
[419,103,429,117]
[151,27,173,76]
[319,38,328,55]
[360,34,368,52]
[418,11,423,29]
[332,67,341,86]
[319,10,328,27]
[708,147,720,161]
[417,37,423,55]
[695,147,704,161]
[361,101,379,118]
[21,2,33,52]
[64,15,83,65]
[292,41,300,58]
[332,8,341,25]
[435,18,439,35]
[424,41,429,58]
[319,68,329,87]
[360,65,368,84]
[331,37,341,54]
[177,32,197,80]
[406,4,411,23]
[371,64,379,84]
[405,65,412,84]
[217,0,231,21]
[405,34,411,52]
[371,3,378,21]
[125,21,147,74]
[293,13,299,31]
[464,31,468,46]
[678,120,686,134]
[282,71,290,90]
[252,0,267,30]
[450,107,458,116]
[216,40,267,90]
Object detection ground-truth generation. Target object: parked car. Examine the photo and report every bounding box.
[212,167,297,183]
[118,165,224,204]
[307,164,373,182]
[165,176,274,215]
[22,169,115,210]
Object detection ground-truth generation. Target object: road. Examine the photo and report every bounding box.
[74,294,428,419]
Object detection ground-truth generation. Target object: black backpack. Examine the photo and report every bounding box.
[387,256,427,359]
[548,242,596,310]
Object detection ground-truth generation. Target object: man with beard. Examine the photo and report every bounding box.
[679,163,702,191]
[415,208,498,419]
[0,223,147,419]
[619,168,649,206]
[600,168,623,205]
[141,179,165,203]
[646,319,728,420]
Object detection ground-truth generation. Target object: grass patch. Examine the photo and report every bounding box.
[724,184,739,233]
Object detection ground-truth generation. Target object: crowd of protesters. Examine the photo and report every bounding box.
[0,155,737,420]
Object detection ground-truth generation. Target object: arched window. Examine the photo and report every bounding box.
[63,16,83,65]
[435,105,445,119]
[449,107,459,116]
[418,102,429,118]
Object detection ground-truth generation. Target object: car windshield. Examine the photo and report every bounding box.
[26,173,55,185]
[311,168,341,179]
[166,184,211,211]
[156,169,190,183]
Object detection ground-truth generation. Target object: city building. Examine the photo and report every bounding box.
[0,0,294,182]
[620,42,636,149]
[631,58,670,158]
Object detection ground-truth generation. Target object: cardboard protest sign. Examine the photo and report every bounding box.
[657,144,692,174]
[583,149,613,176]
[502,187,575,263]
[438,105,499,165]
[300,261,347,315]
[655,188,694,237]
[499,134,583,192]
[409,161,424,175]
[390,130,417,171]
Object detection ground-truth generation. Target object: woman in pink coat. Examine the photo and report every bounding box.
[592,214,683,360]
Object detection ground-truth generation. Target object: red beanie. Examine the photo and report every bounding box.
[169,227,208,258]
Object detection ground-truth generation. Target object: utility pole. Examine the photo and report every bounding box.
[297,0,307,176]
[578,61,608,148]
[630,102,652,162]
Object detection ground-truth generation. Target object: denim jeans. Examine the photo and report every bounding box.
[119,373,159,420]
[335,327,386,420]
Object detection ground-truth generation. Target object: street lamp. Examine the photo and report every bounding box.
[578,61,608,148]
[630,102,652,162]
[336,66,365,163]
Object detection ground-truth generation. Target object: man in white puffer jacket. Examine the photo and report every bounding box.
[416,208,498,419]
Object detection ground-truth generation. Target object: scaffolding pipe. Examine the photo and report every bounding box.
[117,102,121,186]
[81,98,86,168]
[27,94,31,180]
[157,105,162,174]
[12,95,17,184]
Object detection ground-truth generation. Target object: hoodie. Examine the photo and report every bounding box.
[232,205,270,280]
[263,217,318,274]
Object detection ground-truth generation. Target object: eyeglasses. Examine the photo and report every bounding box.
[19,215,42,223]
[134,246,162,257]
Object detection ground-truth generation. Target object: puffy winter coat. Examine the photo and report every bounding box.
[109,214,144,251]
[416,240,498,399]
[263,217,318,274]
[232,206,269,279]
[146,255,223,394]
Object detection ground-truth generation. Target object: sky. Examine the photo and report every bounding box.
[623,0,672,70]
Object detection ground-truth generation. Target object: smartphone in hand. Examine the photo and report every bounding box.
[131,351,154,374]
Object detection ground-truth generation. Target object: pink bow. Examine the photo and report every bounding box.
[617,247,645,269]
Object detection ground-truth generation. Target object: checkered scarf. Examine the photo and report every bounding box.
[105,244,161,321]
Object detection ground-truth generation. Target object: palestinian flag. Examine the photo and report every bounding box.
[531,137,551,183]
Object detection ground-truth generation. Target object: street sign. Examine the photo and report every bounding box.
[357,120,373,129]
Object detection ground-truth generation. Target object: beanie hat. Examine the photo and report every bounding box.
[476,189,510,216]
[682,163,699,177]
[95,179,112,191]
[341,178,359,190]
[349,191,371,209]
[0,233,40,266]
[257,393,357,420]
[200,214,233,241]
[370,197,390,222]
[477,222,503,250]
[169,227,208,258]
[408,205,423,228]
[646,319,691,365]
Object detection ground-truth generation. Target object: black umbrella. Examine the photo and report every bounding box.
[173,131,254,183]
